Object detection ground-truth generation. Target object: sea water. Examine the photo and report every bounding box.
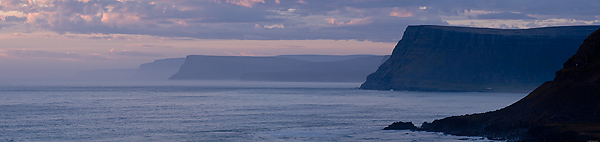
[0,80,527,141]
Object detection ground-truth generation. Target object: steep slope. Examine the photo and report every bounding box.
[135,58,186,80]
[361,25,600,92]
[388,28,600,141]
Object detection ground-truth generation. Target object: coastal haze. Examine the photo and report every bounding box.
[2,0,600,141]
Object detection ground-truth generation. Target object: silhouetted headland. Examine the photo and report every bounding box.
[385,27,600,141]
[361,25,600,92]
[136,58,186,80]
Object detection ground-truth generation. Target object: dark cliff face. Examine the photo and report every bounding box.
[416,28,600,141]
[361,25,600,92]
[555,29,600,83]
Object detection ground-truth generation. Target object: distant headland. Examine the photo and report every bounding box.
[168,55,389,82]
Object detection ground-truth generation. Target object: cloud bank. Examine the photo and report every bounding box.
[0,0,599,42]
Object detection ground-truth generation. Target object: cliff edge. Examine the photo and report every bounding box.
[361,25,600,92]
[386,28,600,141]
[135,58,186,80]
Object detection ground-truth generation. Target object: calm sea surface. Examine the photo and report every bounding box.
[0,81,527,141]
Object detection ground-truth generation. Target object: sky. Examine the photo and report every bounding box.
[0,0,599,79]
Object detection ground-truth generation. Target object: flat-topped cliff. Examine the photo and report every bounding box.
[240,56,387,82]
[386,27,600,141]
[169,55,309,80]
[169,55,388,82]
[361,25,600,92]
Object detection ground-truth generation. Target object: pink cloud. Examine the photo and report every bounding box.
[78,14,95,22]
[224,0,266,8]
[0,49,83,61]
[389,7,413,17]
[0,0,26,11]
[0,50,8,57]
[325,17,373,27]
[126,44,174,48]
[225,51,272,56]
[325,18,336,24]
[11,33,25,38]
[101,12,142,27]
[296,0,307,4]
[109,48,163,57]
[0,48,162,61]
[26,12,43,24]
[6,0,596,43]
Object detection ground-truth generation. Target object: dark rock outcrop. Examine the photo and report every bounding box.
[383,121,417,130]
[387,28,600,141]
[361,25,600,92]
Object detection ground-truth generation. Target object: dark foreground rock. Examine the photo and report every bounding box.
[385,28,600,141]
[361,25,600,92]
[383,121,417,130]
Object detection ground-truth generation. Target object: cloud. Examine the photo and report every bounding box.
[109,48,163,57]
[0,48,164,61]
[0,49,111,61]
[229,51,272,56]
[0,0,598,42]
[263,24,284,29]
[127,44,174,48]
[1,15,26,22]
[389,7,413,18]
[326,17,373,27]
[446,18,599,29]
[0,15,26,29]
[477,12,535,20]
[0,49,81,59]
[222,0,266,8]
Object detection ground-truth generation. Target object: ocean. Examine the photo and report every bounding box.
[0,80,527,141]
